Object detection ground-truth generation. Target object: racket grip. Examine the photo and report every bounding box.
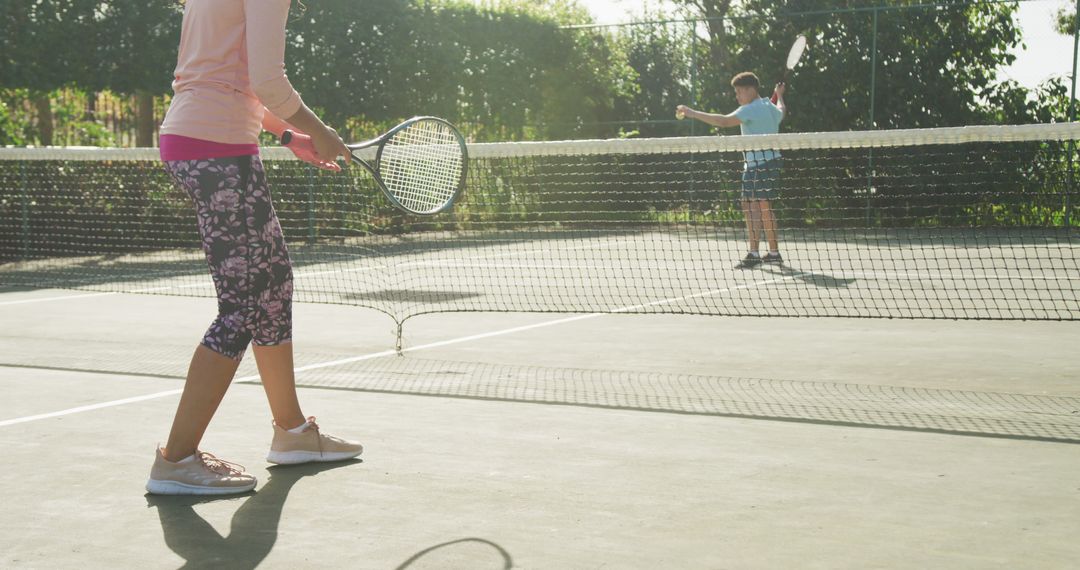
[770,81,785,104]
[280,130,294,146]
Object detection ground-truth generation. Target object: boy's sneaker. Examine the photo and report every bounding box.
[146,448,257,496]
[267,417,363,465]
[762,252,783,264]
[736,253,762,269]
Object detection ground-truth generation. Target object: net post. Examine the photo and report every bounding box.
[306,167,316,244]
[1067,0,1079,228]
[688,21,699,202]
[19,162,30,260]
[690,20,698,138]
[869,8,878,129]
[1067,142,1075,229]
[395,320,404,355]
[866,8,880,226]
[1072,0,1079,125]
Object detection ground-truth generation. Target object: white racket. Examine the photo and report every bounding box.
[772,35,807,103]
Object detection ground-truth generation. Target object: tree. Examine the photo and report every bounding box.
[0,0,103,144]
[677,0,736,105]
[0,0,178,146]
[614,20,693,137]
[285,0,630,141]
[95,1,182,146]
[667,0,1032,131]
[538,20,637,139]
[1056,4,1077,36]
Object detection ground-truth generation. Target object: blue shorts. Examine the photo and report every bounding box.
[741,158,783,201]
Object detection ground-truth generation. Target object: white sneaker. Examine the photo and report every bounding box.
[146,447,257,495]
[267,417,363,465]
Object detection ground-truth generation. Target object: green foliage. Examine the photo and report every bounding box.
[614,20,691,138]
[49,93,117,146]
[0,159,197,262]
[0,0,180,95]
[538,23,637,139]
[984,77,1072,124]
[0,90,35,146]
[0,0,1071,145]
[0,1,179,145]
[94,1,182,95]
[666,0,1038,131]
[0,0,102,92]
[285,0,629,141]
[1056,4,1077,36]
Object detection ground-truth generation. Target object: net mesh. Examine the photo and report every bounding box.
[1,123,1078,322]
[378,119,465,214]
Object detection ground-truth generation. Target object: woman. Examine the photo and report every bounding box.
[147,0,362,496]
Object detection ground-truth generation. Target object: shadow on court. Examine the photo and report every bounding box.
[394,538,513,570]
[145,460,360,570]
[4,291,1080,568]
[759,264,858,288]
[145,458,516,570]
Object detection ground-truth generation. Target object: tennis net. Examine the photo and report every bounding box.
[1,123,1078,322]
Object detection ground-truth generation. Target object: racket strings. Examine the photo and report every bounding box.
[380,120,465,213]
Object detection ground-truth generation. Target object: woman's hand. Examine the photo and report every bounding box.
[311,126,351,167]
[283,131,342,172]
[279,104,352,168]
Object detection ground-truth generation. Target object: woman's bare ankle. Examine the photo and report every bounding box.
[161,446,196,463]
[274,415,307,431]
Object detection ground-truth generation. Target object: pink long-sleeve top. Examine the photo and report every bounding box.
[159,0,303,158]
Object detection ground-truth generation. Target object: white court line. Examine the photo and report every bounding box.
[0,275,791,428]
[0,390,185,427]
[777,270,1080,282]
[406,263,616,270]
[294,265,384,278]
[130,282,215,293]
[0,291,119,306]
[294,244,624,276]
[0,280,220,305]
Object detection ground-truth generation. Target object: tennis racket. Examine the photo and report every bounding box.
[282,116,468,215]
[771,34,807,104]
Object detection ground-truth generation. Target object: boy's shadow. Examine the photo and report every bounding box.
[145,460,361,570]
[760,264,857,288]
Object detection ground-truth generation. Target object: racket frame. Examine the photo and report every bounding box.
[284,116,468,216]
[785,35,807,75]
[347,116,468,215]
[773,34,808,103]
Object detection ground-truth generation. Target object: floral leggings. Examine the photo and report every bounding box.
[164,155,293,361]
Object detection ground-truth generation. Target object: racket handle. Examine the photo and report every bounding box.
[280,130,294,146]
[771,81,786,104]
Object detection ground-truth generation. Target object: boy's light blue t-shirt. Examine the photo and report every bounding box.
[733,97,784,167]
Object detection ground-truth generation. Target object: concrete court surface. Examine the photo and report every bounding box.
[1,289,1078,569]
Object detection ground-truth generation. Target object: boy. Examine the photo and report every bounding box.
[677,72,785,268]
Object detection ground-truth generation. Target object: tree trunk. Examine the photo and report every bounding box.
[703,3,732,78]
[33,93,54,146]
[686,0,734,106]
[85,91,98,122]
[136,90,155,147]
